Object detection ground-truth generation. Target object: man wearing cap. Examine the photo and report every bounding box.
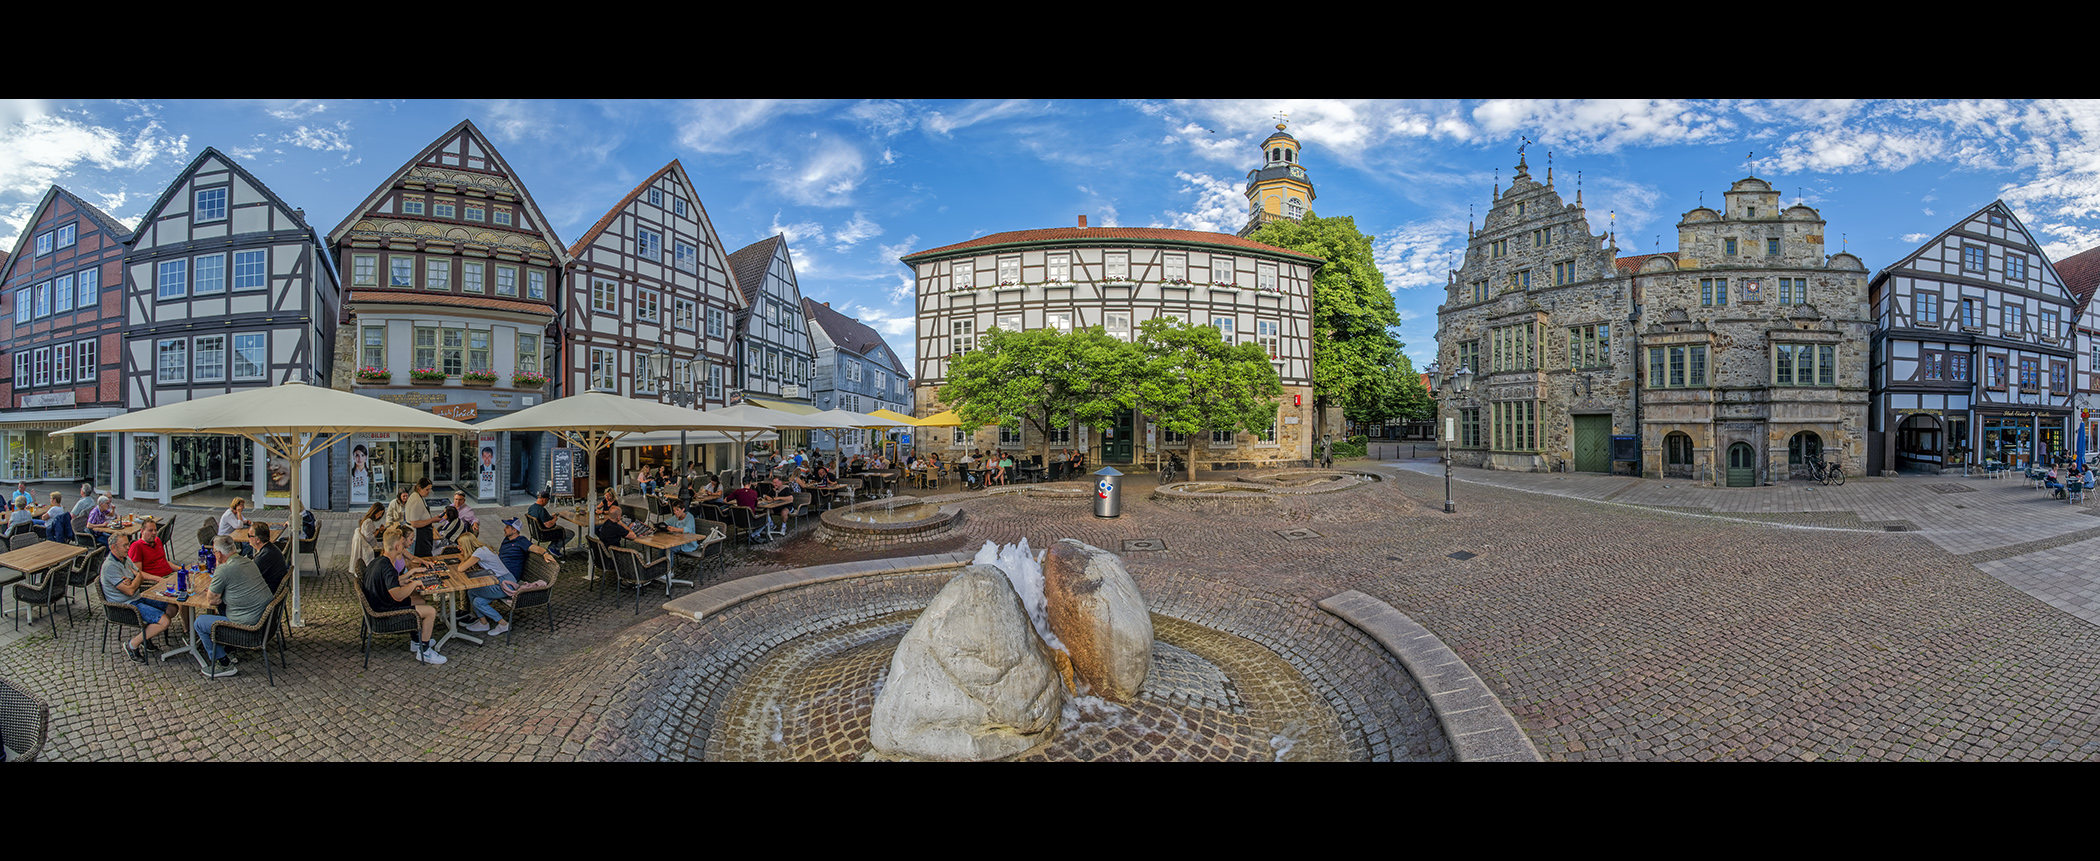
[465,518,557,637]
[527,489,570,558]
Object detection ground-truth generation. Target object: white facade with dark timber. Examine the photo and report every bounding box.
[564,161,742,411]
[121,148,341,503]
[328,119,568,509]
[727,235,814,411]
[904,219,1320,468]
[1869,201,2076,473]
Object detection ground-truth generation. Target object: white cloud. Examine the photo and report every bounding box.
[877,235,919,304]
[1473,99,1737,154]
[1375,219,1468,291]
[282,121,352,153]
[1585,177,1665,247]
[1923,208,1935,215]
[1902,232,1930,243]
[0,102,187,198]
[263,100,328,121]
[1152,171,1243,234]
[848,100,917,137]
[923,99,1033,136]
[832,211,882,250]
[768,211,825,244]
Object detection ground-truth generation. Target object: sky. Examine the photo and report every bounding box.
[9,98,2100,373]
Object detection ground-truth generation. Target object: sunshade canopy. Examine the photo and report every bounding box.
[57,380,478,438]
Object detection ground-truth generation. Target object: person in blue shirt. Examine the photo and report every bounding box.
[662,499,699,554]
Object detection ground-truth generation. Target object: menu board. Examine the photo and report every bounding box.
[551,447,574,496]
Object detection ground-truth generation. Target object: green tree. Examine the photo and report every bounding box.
[1247,212,1427,435]
[1133,317,1284,477]
[938,324,1139,469]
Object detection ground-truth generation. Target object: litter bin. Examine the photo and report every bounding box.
[1093,466,1124,518]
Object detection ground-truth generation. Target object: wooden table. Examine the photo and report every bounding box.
[627,529,717,592]
[409,554,497,651]
[143,569,216,668]
[227,522,285,543]
[0,541,92,625]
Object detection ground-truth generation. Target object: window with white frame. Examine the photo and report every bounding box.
[34,233,51,256]
[389,256,414,288]
[676,298,697,330]
[952,261,973,290]
[674,198,687,217]
[467,330,490,374]
[464,204,485,222]
[52,343,69,384]
[195,187,228,222]
[846,358,861,383]
[952,319,976,354]
[637,227,663,262]
[875,369,888,394]
[675,242,697,274]
[516,333,540,374]
[233,333,266,380]
[673,359,691,396]
[193,254,226,295]
[1049,312,1072,333]
[463,261,485,294]
[1211,429,1235,447]
[1213,316,1234,339]
[1257,320,1280,359]
[32,282,49,317]
[77,338,96,380]
[78,267,97,306]
[997,256,1020,284]
[591,348,616,392]
[707,363,722,400]
[1000,420,1023,447]
[1105,253,1128,279]
[56,223,75,248]
[193,335,226,382]
[996,313,1022,333]
[1163,254,1186,282]
[157,260,187,299]
[952,427,968,447]
[441,329,466,376]
[707,307,725,338]
[157,339,187,383]
[1211,255,1233,284]
[234,250,266,291]
[593,279,618,313]
[352,255,378,287]
[13,352,28,387]
[1047,253,1070,282]
[2041,309,2060,340]
[33,347,48,386]
[1161,428,1187,446]
[638,291,660,323]
[648,189,662,207]
[1258,264,1278,291]
[495,265,517,297]
[362,326,385,370]
[54,274,73,313]
[1106,312,1132,341]
[413,327,438,372]
[425,259,451,291]
[527,270,547,301]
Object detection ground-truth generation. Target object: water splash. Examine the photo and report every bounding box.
[973,539,1065,651]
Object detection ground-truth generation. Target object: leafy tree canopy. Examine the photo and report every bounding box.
[1133,317,1283,472]
[937,324,1139,464]
[1247,212,1429,428]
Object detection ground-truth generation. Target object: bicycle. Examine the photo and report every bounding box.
[1806,455,1845,486]
[1160,453,1182,485]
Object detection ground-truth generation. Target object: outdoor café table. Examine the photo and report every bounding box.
[142,569,216,669]
[628,529,716,592]
[410,553,497,651]
[865,470,901,498]
[227,522,285,543]
[0,540,91,621]
[557,510,602,580]
[808,483,845,510]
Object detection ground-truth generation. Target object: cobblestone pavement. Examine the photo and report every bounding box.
[6,463,2100,761]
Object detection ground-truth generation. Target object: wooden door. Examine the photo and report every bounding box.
[1105,410,1134,463]
[1573,415,1611,473]
[1726,442,1757,487]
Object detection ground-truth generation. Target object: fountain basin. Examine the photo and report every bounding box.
[816,499,962,550]
[1151,469,1373,509]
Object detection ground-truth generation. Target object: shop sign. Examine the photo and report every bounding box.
[373,392,447,407]
[19,392,74,408]
[432,403,478,421]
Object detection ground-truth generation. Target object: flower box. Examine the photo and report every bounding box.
[408,368,447,385]
[462,371,499,386]
[354,367,392,384]
[510,372,550,389]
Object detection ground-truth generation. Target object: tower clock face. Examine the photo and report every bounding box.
[1289,166,1305,179]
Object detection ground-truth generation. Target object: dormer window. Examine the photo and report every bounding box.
[1746,207,1756,218]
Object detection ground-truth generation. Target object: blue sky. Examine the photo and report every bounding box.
[8,99,2100,372]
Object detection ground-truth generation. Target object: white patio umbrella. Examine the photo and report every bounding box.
[56,381,478,625]
[803,409,913,467]
[477,393,775,582]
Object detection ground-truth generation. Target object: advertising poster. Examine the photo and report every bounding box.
[264,440,293,503]
[349,435,372,506]
[478,433,498,498]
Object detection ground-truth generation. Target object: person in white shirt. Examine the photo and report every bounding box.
[218,497,252,537]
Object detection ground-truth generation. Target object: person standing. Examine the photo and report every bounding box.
[405,478,439,558]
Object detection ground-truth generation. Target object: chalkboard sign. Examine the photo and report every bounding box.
[1611,435,1639,461]
[551,448,574,492]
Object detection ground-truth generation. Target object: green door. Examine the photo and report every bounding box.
[1105,410,1135,463]
[1573,415,1611,473]
[1726,442,1757,487]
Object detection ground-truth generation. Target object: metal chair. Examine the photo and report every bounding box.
[682,519,730,581]
[65,546,108,612]
[12,557,77,633]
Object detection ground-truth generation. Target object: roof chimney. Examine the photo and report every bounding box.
[1077,215,1088,228]
[824,301,831,307]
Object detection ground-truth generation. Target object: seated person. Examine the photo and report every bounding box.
[434,505,466,551]
[101,532,174,663]
[128,518,175,578]
[9,482,29,508]
[40,497,75,545]
[595,511,641,550]
[6,502,33,537]
[84,496,117,546]
[527,490,572,558]
[812,464,836,485]
[248,521,288,594]
[217,497,252,537]
[70,484,96,524]
[596,488,622,522]
[457,532,543,637]
[662,499,700,554]
[193,536,274,679]
[449,491,480,535]
[364,526,444,665]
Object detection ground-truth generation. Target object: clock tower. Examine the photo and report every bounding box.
[1237,119,1317,237]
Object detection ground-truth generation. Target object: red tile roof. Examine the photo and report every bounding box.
[1615,251,1679,274]
[900,226,1324,264]
[351,291,553,316]
[2055,245,2100,315]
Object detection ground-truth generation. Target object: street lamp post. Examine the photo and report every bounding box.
[1441,363,1474,514]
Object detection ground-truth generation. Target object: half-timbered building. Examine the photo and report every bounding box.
[2053,244,2100,454]
[804,298,911,455]
[0,187,129,491]
[565,160,745,476]
[1869,201,2076,473]
[121,148,341,504]
[905,217,1320,469]
[727,235,816,447]
[1434,155,1634,474]
[327,120,568,509]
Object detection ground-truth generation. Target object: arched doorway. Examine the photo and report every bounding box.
[1788,431,1823,479]
[1726,442,1757,487]
[1895,415,1942,473]
[1665,432,1694,479]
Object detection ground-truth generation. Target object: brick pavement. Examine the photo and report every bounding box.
[5,464,2100,760]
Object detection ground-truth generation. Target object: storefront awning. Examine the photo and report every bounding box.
[744,398,819,415]
[0,407,126,430]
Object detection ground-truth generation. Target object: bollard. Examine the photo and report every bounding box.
[1092,466,1124,518]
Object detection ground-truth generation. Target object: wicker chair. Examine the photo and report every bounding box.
[0,677,50,762]
[788,493,814,533]
[155,517,175,549]
[206,585,291,685]
[682,519,731,581]
[7,534,38,552]
[11,555,78,633]
[195,524,217,555]
[65,546,108,612]
[508,549,561,638]
[296,521,322,575]
[102,600,153,656]
[357,581,423,669]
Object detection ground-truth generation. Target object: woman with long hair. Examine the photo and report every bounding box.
[350,502,387,568]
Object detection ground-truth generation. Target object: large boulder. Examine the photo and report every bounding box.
[870,565,1065,761]
[1042,539,1153,702]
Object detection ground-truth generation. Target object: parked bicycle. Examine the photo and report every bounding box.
[1805,454,1845,486]
[1160,452,1183,485]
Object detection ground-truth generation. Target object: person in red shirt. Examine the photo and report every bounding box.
[128,516,175,577]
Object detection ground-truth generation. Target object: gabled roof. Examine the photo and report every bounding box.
[135,146,312,236]
[728,234,784,304]
[802,297,909,377]
[326,119,569,265]
[1872,200,2067,301]
[1615,251,1678,274]
[2054,245,2100,316]
[4,185,131,279]
[900,226,1324,265]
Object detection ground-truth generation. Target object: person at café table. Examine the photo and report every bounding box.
[247,521,289,594]
[128,516,174,578]
[39,491,75,544]
[70,483,96,523]
[364,525,445,665]
[10,482,29,508]
[101,532,173,663]
[84,495,117,546]
[760,477,794,536]
[217,496,253,538]
[527,490,571,559]
[454,531,530,637]
[6,500,33,537]
[661,499,701,555]
[596,487,621,522]
[193,536,273,679]
[405,478,442,558]
[450,490,480,535]
[434,505,467,552]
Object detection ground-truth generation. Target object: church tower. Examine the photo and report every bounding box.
[1237,119,1317,237]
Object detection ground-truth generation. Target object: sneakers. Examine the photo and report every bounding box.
[127,642,147,664]
[487,621,510,637]
[463,619,491,633]
[204,658,238,678]
[415,641,448,665]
